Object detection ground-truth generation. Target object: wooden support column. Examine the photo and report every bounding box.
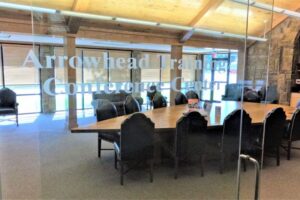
[64,34,78,129]
[170,45,183,106]
[40,45,56,113]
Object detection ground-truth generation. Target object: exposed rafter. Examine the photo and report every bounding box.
[180,0,224,43]
[67,0,90,34]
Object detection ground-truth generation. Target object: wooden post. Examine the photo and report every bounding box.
[170,45,183,106]
[64,34,78,129]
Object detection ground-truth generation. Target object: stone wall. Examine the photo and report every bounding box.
[246,17,300,104]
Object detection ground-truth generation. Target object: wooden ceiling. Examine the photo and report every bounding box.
[0,0,299,43]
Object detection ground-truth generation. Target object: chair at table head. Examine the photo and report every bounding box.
[147,85,157,101]
[263,107,286,150]
[124,95,141,114]
[119,113,154,161]
[175,111,207,160]
[96,101,118,122]
[185,90,199,100]
[175,92,188,105]
[153,93,167,109]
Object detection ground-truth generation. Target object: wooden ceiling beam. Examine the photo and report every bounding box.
[67,0,90,34]
[180,0,224,43]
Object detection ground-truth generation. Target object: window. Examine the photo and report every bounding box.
[182,54,197,82]
[82,49,107,83]
[2,44,41,113]
[229,52,238,84]
[109,50,131,83]
[54,47,83,111]
[141,52,160,82]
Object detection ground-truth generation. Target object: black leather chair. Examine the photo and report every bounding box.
[259,85,278,104]
[259,107,286,166]
[174,111,207,179]
[124,95,141,115]
[153,93,167,109]
[0,88,19,126]
[175,92,188,105]
[147,85,157,109]
[222,84,242,101]
[244,90,261,103]
[114,113,154,185]
[185,90,199,100]
[96,102,119,158]
[220,109,252,173]
[282,109,300,160]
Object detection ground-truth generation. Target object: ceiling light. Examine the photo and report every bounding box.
[231,0,300,19]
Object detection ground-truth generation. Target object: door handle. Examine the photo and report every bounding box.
[238,154,260,200]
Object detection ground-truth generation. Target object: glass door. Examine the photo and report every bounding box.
[202,53,230,102]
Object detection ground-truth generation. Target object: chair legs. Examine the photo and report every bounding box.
[16,113,19,126]
[120,161,124,186]
[98,134,102,158]
[200,155,204,177]
[174,157,178,179]
[220,152,224,174]
[287,140,291,160]
[149,159,154,183]
[276,147,280,166]
[114,151,118,169]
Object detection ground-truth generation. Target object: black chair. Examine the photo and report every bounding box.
[96,101,119,158]
[153,93,167,109]
[259,85,278,104]
[185,90,199,100]
[174,111,207,179]
[244,90,261,103]
[175,92,188,105]
[0,88,19,126]
[114,113,154,185]
[281,109,300,160]
[222,84,242,101]
[124,95,141,114]
[259,107,286,166]
[146,85,157,109]
[220,109,252,173]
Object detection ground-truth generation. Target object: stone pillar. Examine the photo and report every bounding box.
[64,35,78,129]
[40,45,56,113]
[170,45,183,106]
[131,50,142,97]
[237,47,246,83]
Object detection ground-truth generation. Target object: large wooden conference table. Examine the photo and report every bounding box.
[71,101,296,134]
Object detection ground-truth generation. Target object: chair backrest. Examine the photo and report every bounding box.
[147,85,157,101]
[120,113,154,161]
[222,109,252,151]
[260,85,278,103]
[175,92,188,105]
[96,101,118,122]
[153,93,167,109]
[185,90,199,100]
[0,88,17,108]
[175,111,207,158]
[124,95,141,115]
[289,109,300,141]
[263,107,286,148]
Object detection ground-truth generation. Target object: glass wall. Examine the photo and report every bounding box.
[1,44,41,113]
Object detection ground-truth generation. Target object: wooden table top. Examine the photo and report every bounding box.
[71,101,296,133]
